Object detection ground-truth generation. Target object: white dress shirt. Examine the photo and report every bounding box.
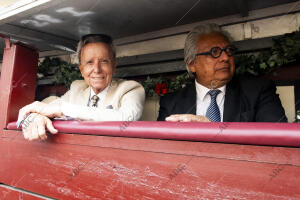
[87,85,110,107]
[195,80,226,122]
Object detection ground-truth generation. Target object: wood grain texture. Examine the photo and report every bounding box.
[0,43,38,131]
[1,130,300,200]
[0,186,46,200]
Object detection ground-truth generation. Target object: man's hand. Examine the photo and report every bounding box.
[165,114,211,122]
[17,101,62,125]
[22,113,58,141]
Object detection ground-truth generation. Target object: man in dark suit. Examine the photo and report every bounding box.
[158,24,287,122]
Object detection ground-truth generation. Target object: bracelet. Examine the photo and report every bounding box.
[16,113,32,128]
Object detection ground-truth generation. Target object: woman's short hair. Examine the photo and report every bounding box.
[77,34,116,64]
[184,24,232,73]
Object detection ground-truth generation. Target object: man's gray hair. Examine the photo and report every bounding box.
[184,24,232,72]
[77,34,116,64]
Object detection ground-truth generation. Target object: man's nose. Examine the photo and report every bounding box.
[93,61,102,72]
[219,50,229,61]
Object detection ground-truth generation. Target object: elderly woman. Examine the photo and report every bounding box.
[17,34,145,141]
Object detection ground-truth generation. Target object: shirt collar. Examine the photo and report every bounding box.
[90,84,110,101]
[195,80,226,101]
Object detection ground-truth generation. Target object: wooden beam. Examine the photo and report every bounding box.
[234,0,249,17]
[0,24,77,52]
[0,0,68,25]
[115,2,300,46]
[115,60,186,78]
[117,49,183,67]
[114,37,274,77]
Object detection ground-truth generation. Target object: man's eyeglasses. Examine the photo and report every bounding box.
[196,45,237,58]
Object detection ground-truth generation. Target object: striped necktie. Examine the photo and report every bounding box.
[91,95,99,107]
[206,90,221,122]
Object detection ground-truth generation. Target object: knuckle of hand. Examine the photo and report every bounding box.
[32,135,39,140]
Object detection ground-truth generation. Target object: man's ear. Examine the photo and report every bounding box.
[188,62,196,73]
[112,61,117,74]
[78,64,84,75]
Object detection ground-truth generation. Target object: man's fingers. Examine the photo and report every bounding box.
[199,116,211,122]
[182,117,192,122]
[29,122,40,141]
[22,126,30,140]
[22,116,33,140]
[45,118,58,134]
[37,121,47,140]
[17,101,45,125]
[166,114,210,122]
[165,116,180,122]
[26,124,34,141]
[17,102,36,125]
[17,107,28,126]
[20,113,57,141]
[167,114,188,122]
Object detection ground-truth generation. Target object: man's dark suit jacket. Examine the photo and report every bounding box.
[157,76,287,122]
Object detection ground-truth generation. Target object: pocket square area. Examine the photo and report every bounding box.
[106,105,113,109]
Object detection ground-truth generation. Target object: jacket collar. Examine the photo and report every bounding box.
[174,82,197,115]
[223,77,241,122]
[177,78,242,121]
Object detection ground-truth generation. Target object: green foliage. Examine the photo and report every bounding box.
[271,30,300,66]
[38,57,62,76]
[235,29,300,76]
[54,62,82,89]
[141,72,193,97]
[142,76,165,97]
[38,56,82,89]
[167,72,193,93]
[296,110,300,123]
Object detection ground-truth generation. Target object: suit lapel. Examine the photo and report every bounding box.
[174,83,196,114]
[81,87,91,106]
[223,78,241,122]
[71,85,90,106]
[103,79,118,109]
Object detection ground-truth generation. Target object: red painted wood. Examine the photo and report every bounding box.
[264,64,300,81]
[1,37,300,200]
[0,43,38,131]
[0,187,44,200]
[35,84,67,101]
[3,129,300,166]
[1,130,300,199]
[7,120,300,147]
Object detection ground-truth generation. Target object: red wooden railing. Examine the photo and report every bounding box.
[1,36,300,200]
[6,121,300,147]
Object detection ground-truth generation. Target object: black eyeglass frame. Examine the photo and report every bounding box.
[196,45,238,58]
